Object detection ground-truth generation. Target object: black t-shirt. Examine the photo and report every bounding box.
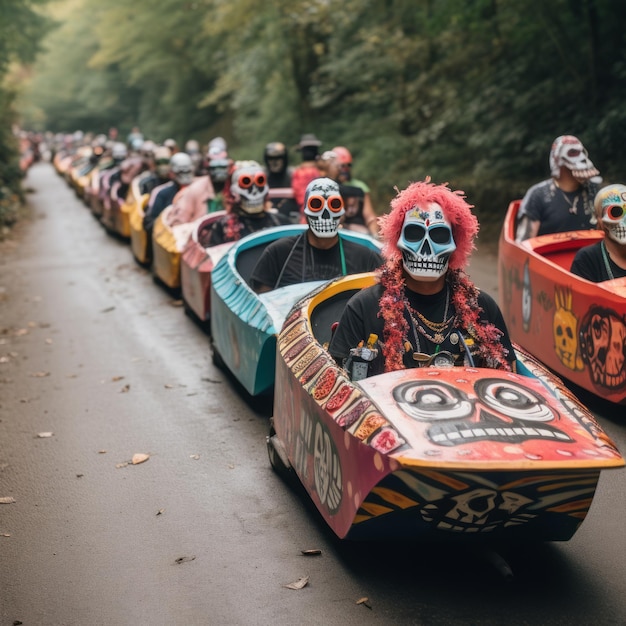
[208,211,288,246]
[570,241,626,282]
[328,282,515,374]
[249,233,383,291]
[518,179,599,236]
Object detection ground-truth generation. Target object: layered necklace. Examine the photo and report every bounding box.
[404,285,457,364]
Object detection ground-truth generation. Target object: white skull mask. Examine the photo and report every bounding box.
[170,152,194,186]
[397,203,456,280]
[597,184,626,244]
[304,178,344,238]
[549,135,599,182]
[230,161,268,214]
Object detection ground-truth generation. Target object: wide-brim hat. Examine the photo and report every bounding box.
[297,133,322,149]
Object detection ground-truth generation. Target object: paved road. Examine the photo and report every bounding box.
[1,163,625,625]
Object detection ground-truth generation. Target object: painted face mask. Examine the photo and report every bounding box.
[170,152,194,186]
[597,184,626,244]
[549,135,599,182]
[230,161,268,214]
[303,177,345,238]
[397,203,456,280]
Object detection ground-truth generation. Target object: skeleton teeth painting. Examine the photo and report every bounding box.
[498,198,626,404]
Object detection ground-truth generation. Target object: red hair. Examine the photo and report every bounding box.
[379,179,479,271]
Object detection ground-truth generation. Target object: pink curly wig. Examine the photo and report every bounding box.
[379,179,479,271]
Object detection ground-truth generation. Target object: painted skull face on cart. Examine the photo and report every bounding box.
[597,184,626,244]
[393,378,571,447]
[397,203,456,280]
[304,177,345,238]
[230,160,268,214]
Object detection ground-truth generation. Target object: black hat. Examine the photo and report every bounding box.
[297,133,322,150]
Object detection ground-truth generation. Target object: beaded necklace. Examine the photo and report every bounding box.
[601,240,615,280]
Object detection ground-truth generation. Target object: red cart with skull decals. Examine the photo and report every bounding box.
[268,272,624,542]
[498,200,626,405]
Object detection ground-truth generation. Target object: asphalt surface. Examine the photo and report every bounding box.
[1,163,625,626]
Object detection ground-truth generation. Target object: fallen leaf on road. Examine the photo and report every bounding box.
[300,549,322,556]
[98,450,107,454]
[164,383,174,389]
[356,597,372,609]
[170,299,183,307]
[28,321,37,328]
[101,306,115,313]
[111,376,125,382]
[30,371,50,378]
[120,384,130,393]
[14,329,28,336]
[190,454,200,460]
[131,453,150,465]
[0,357,9,363]
[76,474,84,478]
[156,509,165,516]
[1,533,10,537]
[0,497,16,504]
[174,555,196,564]
[37,432,54,438]
[283,576,309,590]
[45,338,53,344]
[115,462,129,469]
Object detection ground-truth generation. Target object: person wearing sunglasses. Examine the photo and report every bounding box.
[570,184,626,282]
[329,179,516,380]
[207,160,288,246]
[516,135,602,242]
[250,177,383,293]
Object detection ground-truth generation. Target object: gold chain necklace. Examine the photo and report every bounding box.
[406,285,452,344]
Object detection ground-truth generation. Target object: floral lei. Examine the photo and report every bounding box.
[378,260,511,372]
[222,213,244,243]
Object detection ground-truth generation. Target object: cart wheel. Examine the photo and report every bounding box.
[267,422,292,476]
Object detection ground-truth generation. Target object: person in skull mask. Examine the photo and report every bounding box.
[263,141,298,222]
[332,145,379,238]
[329,179,516,378]
[139,145,172,195]
[570,184,626,282]
[516,135,602,241]
[166,146,231,226]
[142,152,195,236]
[250,177,382,293]
[207,160,288,246]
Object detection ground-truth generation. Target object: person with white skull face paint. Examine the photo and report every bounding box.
[250,177,383,293]
[571,184,626,282]
[329,179,516,377]
[516,135,602,241]
[207,160,288,246]
[142,152,195,236]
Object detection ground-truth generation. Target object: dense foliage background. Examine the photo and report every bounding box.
[6,0,626,240]
[0,0,50,228]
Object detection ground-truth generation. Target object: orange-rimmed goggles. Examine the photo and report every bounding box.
[306,194,344,213]
[238,172,266,188]
[604,203,626,221]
